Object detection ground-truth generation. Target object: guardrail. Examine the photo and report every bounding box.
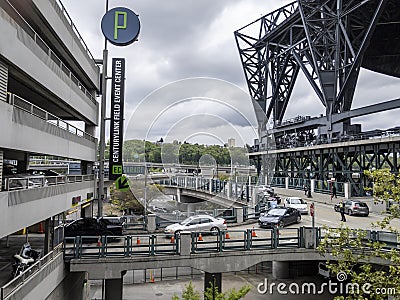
[7,93,96,142]
[3,174,94,191]
[63,228,400,260]
[0,244,63,300]
[4,2,96,104]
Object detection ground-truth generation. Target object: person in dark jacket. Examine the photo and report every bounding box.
[339,201,346,222]
[332,185,337,198]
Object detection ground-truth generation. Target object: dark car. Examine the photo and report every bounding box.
[258,207,301,228]
[334,200,369,216]
[64,217,124,237]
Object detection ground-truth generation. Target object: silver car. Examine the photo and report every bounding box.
[164,215,227,236]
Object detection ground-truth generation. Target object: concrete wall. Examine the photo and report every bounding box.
[0,6,98,125]
[0,180,95,237]
[0,101,96,161]
[6,253,88,300]
[32,0,99,89]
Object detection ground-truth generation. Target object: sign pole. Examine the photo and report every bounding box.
[98,0,109,218]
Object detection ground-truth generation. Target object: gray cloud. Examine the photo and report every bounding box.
[63,0,400,144]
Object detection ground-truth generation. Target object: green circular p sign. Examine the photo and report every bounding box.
[101,7,140,46]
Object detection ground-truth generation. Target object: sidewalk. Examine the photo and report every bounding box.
[273,187,342,206]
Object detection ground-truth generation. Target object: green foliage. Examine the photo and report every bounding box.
[172,281,250,300]
[317,169,400,300]
[204,282,251,300]
[120,139,249,166]
[109,183,144,214]
[172,281,201,300]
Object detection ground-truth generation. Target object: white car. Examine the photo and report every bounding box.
[164,215,227,236]
[284,197,309,214]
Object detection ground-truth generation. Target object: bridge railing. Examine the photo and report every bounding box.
[63,227,400,260]
[0,244,63,300]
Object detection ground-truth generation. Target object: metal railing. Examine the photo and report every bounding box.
[52,0,97,65]
[3,174,94,191]
[3,1,96,104]
[7,93,96,142]
[0,244,63,300]
[63,228,399,260]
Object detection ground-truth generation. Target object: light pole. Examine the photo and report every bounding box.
[97,0,109,218]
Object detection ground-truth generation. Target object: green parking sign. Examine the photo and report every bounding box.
[112,165,123,175]
[115,175,130,192]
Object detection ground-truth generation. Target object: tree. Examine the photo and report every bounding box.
[172,281,251,300]
[317,169,400,300]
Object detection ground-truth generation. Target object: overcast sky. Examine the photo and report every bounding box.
[63,0,400,146]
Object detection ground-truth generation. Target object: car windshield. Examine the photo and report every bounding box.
[290,199,303,204]
[267,209,286,216]
[180,217,194,225]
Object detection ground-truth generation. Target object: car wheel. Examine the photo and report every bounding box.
[348,209,353,216]
[210,227,220,236]
[296,215,301,224]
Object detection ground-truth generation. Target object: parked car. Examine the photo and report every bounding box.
[334,200,369,216]
[64,217,124,238]
[258,207,301,228]
[164,215,227,236]
[284,197,309,214]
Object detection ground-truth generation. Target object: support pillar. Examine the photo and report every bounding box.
[204,272,222,294]
[147,214,156,233]
[105,277,123,300]
[176,188,181,203]
[180,231,191,256]
[227,181,232,198]
[272,261,290,279]
[311,179,315,193]
[43,218,52,255]
[285,177,289,189]
[209,178,213,193]
[0,150,3,192]
[235,207,244,224]
[344,182,350,199]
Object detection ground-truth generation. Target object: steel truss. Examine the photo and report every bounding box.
[235,0,388,141]
[273,140,400,196]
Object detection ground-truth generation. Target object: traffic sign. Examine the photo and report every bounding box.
[310,203,315,217]
[115,175,130,192]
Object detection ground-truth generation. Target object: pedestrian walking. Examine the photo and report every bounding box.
[332,185,337,198]
[339,201,346,222]
[304,185,308,196]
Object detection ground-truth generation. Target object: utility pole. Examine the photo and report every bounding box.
[97,0,109,217]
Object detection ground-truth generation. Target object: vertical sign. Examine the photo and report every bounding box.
[109,58,125,180]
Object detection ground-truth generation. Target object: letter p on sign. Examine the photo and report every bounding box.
[114,11,127,40]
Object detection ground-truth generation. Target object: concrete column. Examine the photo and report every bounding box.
[43,218,52,255]
[209,179,213,193]
[105,278,123,300]
[176,188,181,203]
[344,182,350,199]
[147,214,156,233]
[184,177,188,188]
[235,207,244,224]
[303,227,317,249]
[0,150,3,192]
[311,179,315,193]
[180,231,192,256]
[17,153,30,173]
[285,177,289,189]
[227,181,232,198]
[251,186,257,206]
[204,272,222,294]
[265,175,268,185]
[85,124,96,136]
[272,261,290,279]
[195,177,199,190]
